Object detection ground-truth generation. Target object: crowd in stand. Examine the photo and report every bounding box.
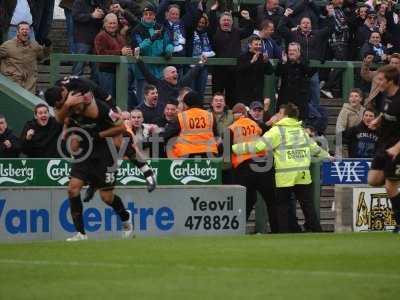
[2,0,400,160]
[1,0,400,233]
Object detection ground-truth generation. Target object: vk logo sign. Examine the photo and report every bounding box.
[322,160,371,184]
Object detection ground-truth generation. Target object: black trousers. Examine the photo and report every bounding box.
[276,184,322,233]
[233,162,278,233]
[212,66,237,108]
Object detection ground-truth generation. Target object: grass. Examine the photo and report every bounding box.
[0,233,399,300]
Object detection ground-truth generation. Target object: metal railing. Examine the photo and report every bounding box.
[50,53,368,109]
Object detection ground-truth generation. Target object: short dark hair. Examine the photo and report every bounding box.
[377,64,400,85]
[212,92,225,99]
[144,84,157,95]
[17,21,30,30]
[260,19,274,30]
[248,35,262,44]
[0,114,5,120]
[165,99,178,106]
[349,88,363,98]
[44,86,63,107]
[34,103,49,115]
[280,103,299,119]
[364,108,376,116]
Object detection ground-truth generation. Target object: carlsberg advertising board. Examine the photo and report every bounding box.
[0,159,222,187]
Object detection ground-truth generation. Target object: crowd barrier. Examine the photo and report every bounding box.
[49,53,374,112]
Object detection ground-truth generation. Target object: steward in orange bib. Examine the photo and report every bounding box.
[229,103,278,232]
[163,91,219,158]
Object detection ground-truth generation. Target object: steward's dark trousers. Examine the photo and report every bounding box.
[276,184,322,233]
[233,161,278,233]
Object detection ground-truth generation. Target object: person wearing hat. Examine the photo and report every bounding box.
[161,91,219,158]
[356,9,380,49]
[131,4,174,102]
[228,103,278,232]
[249,101,269,133]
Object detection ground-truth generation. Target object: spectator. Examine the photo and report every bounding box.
[156,99,179,158]
[236,35,274,106]
[71,0,107,79]
[156,99,178,128]
[320,0,351,99]
[386,3,400,53]
[136,84,163,124]
[254,0,284,44]
[108,1,139,35]
[0,114,21,158]
[0,21,51,94]
[286,0,320,30]
[342,109,378,158]
[278,5,335,106]
[33,0,55,45]
[275,42,314,121]
[156,0,200,60]
[186,13,215,99]
[210,93,234,138]
[59,0,76,53]
[1,0,35,41]
[210,92,233,183]
[131,4,174,103]
[209,2,254,107]
[135,48,205,110]
[360,31,388,62]
[163,91,219,158]
[357,9,379,48]
[248,101,268,133]
[252,19,282,59]
[336,88,365,132]
[94,13,133,104]
[20,104,63,158]
[129,109,153,158]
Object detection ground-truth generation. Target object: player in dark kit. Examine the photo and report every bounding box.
[45,79,156,241]
[367,65,400,233]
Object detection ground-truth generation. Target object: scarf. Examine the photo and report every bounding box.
[192,30,215,57]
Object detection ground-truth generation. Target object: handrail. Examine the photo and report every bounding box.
[50,53,381,110]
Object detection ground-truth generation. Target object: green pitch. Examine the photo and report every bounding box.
[0,233,399,300]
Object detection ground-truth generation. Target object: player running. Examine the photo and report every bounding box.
[367,65,400,233]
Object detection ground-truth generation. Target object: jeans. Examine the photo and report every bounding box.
[7,26,35,41]
[72,43,99,83]
[33,0,55,44]
[64,8,76,53]
[325,43,348,91]
[98,71,116,103]
[309,72,320,106]
[192,67,208,100]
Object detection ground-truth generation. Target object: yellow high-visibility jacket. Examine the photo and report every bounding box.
[232,117,329,187]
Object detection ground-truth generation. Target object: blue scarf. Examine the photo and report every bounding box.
[192,30,215,57]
